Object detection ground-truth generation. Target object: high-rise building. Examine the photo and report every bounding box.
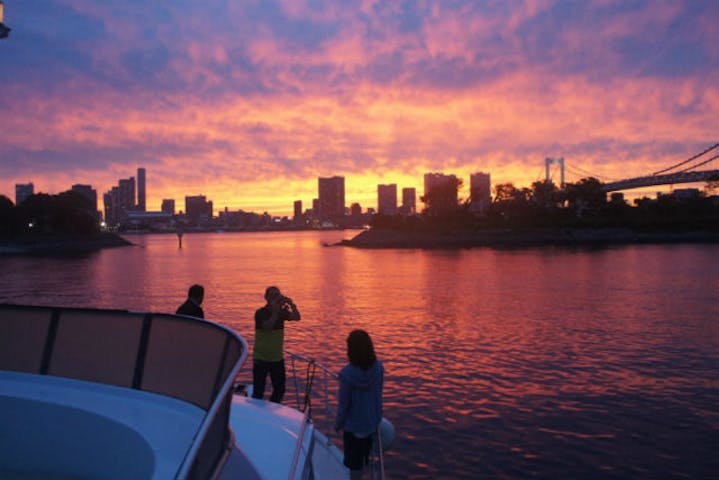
[469,172,491,214]
[185,195,213,224]
[377,184,398,215]
[15,182,34,205]
[161,199,175,215]
[401,187,416,215]
[71,184,98,211]
[103,187,119,226]
[423,173,459,209]
[103,173,136,227]
[70,184,100,222]
[118,177,135,212]
[137,168,146,211]
[293,200,302,220]
[317,176,345,221]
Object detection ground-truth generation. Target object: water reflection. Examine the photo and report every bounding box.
[0,236,717,478]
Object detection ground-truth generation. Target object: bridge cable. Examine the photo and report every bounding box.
[564,162,616,182]
[564,162,606,180]
[675,153,719,174]
[652,143,719,175]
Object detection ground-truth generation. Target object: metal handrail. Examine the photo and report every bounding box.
[372,426,385,480]
[287,408,312,480]
[284,350,385,480]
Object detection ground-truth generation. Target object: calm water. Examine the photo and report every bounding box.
[1,231,718,479]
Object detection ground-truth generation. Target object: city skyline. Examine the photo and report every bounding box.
[1,1,717,216]
[12,167,480,220]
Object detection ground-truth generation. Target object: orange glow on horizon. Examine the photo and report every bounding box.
[2,2,717,215]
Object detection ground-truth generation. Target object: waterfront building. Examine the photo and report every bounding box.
[15,182,33,206]
[137,168,146,212]
[103,176,133,228]
[103,172,139,227]
[103,189,115,226]
[423,173,459,210]
[118,177,135,212]
[401,187,416,215]
[70,184,97,211]
[70,184,100,221]
[185,195,213,225]
[124,210,173,231]
[377,184,398,215]
[161,199,175,215]
[317,176,345,222]
[469,172,491,215]
[294,200,302,219]
[673,188,701,200]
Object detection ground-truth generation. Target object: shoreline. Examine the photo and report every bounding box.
[0,232,133,255]
[339,227,719,249]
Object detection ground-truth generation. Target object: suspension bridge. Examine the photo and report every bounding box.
[544,143,719,192]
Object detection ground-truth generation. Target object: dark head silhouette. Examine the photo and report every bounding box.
[346,329,376,370]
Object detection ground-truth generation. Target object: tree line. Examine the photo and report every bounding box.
[0,192,99,236]
[371,177,719,231]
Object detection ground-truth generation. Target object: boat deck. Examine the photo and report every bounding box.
[0,371,205,479]
[229,395,348,480]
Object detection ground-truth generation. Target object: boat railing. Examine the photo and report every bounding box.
[0,303,248,480]
[284,350,386,480]
[287,407,313,480]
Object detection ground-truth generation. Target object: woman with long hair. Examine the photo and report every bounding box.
[335,329,384,479]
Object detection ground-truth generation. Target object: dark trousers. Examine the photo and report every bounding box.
[252,359,286,403]
[343,431,373,470]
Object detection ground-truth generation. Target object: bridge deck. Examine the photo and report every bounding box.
[602,169,719,192]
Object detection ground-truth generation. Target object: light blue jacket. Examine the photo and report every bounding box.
[335,360,384,435]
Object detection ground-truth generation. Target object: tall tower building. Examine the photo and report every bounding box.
[317,176,345,222]
[377,184,398,215]
[137,168,146,211]
[15,182,34,205]
[402,187,416,215]
[293,200,302,220]
[103,173,136,227]
[469,172,491,214]
[118,177,135,212]
[103,186,120,226]
[423,173,459,208]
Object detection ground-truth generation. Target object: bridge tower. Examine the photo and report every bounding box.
[545,157,565,188]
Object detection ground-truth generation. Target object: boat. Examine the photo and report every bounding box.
[0,303,389,479]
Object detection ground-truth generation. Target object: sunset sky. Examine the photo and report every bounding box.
[1,1,717,216]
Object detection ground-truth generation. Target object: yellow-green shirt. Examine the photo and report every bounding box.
[253,305,289,362]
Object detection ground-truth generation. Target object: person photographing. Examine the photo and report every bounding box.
[252,286,301,403]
